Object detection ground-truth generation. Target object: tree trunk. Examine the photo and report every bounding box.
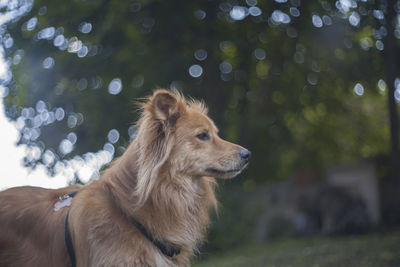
[383,0,400,224]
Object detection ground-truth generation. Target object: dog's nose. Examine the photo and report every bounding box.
[239,150,251,161]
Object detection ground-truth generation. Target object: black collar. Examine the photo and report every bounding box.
[64,191,180,265]
[128,216,181,258]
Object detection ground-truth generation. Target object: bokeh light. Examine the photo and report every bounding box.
[107,129,120,144]
[194,49,207,61]
[312,15,323,28]
[354,83,364,96]
[230,6,247,21]
[108,78,123,95]
[78,22,92,34]
[271,10,290,24]
[42,57,54,69]
[188,64,203,78]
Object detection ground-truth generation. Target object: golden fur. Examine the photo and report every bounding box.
[0,90,250,266]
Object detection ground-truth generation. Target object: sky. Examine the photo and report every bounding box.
[0,98,69,190]
[0,0,69,190]
[0,1,128,191]
[0,40,110,191]
[0,84,113,191]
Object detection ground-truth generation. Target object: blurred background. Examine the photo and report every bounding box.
[1,0,400,266]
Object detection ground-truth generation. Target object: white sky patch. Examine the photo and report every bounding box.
[0,57,7,77]
[0,99,69,190]
[0,14,70,190]
[0,95,113,190]
[0,38,112,190]
[0,1,132,191]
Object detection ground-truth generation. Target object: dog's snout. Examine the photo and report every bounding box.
[239,149,251,161]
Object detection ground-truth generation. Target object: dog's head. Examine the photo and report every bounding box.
[134,90,250,203]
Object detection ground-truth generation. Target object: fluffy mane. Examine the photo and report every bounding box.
[102,89,218,264]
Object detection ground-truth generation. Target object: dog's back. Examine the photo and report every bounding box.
[0,186,79,267]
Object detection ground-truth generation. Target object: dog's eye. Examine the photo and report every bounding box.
[196,132,210,141]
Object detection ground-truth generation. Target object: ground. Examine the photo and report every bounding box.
[194,231,400,267]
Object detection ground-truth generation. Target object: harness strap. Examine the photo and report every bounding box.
[65,211,76,267]
[64,192,77,267]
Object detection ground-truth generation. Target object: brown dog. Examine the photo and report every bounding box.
[0,90,250,266]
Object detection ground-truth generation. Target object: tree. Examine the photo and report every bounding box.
[2,0,397,190]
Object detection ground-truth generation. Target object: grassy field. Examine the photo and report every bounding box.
[193,232,400,267]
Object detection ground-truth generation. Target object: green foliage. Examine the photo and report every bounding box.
[4,0,394,184]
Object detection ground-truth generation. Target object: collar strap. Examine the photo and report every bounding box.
[128,217,181,258]
[64,190,180,262]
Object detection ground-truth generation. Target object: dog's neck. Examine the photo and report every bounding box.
[103,140,217,259]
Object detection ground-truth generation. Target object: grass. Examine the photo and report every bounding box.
[193,232,400,267]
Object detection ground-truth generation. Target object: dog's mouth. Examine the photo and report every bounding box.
[205,168,242,174]
[205,163,248,177]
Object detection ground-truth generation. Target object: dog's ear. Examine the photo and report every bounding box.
[152,90,182,126]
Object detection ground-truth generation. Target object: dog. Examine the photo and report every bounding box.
[0,89,250,266]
